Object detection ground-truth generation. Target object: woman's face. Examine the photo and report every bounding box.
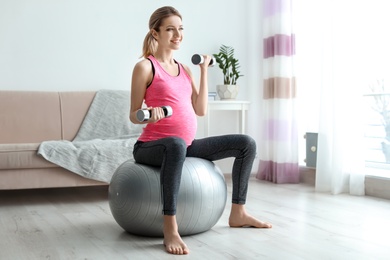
[153,15,183,50]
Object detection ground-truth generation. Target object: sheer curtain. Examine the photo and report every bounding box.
[294,1,373,195]
[256,0,299,183]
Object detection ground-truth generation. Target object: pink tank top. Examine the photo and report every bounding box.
[138,55,197,146]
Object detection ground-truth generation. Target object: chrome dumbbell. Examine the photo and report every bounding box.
[191,54,215,66]
[136,106,173,122]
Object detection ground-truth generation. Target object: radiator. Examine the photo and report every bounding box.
[304,132,318,168]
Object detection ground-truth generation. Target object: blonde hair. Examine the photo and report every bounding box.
[141,6,182,58]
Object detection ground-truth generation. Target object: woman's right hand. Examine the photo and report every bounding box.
[147,106,166,123]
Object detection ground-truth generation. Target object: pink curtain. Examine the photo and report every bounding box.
[256,0,299,183]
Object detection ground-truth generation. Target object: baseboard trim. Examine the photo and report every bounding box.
[365,175,390,200]
[299,166,390,200]
[299,166,316,186]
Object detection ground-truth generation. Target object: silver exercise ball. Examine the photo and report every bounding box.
[108,157,227,237]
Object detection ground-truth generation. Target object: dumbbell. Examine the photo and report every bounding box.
[191,54,216,67]
[136,106,173,122]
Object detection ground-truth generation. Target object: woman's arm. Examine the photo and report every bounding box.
[130,60,151,124]
[183,55,211,116]
[130,59,166,124]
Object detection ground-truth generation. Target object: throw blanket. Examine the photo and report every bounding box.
[38,89,142,183]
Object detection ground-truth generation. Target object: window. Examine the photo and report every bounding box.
[364,80,390,175]
[294,1,390,176]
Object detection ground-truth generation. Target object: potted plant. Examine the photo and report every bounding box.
[213,44,243,100]
[369,79,390,163]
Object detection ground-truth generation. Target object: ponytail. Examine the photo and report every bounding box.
[141,31,157,59]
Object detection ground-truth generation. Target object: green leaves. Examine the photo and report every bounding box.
[213,45,243,85]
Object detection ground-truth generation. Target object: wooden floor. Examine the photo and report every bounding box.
[1,177,390,260]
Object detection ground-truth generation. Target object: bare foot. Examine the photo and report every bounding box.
[229,203,272,228]
[163,215,189,255]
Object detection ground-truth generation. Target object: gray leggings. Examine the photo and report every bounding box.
[132,134,256,215]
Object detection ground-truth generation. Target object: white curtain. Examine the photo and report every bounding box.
[294,0,387,195]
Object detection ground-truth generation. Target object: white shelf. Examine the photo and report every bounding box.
[204,100,250,136]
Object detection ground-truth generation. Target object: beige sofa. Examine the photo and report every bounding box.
[0,90,107,190]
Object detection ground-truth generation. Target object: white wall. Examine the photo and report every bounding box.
[0,0,263,172]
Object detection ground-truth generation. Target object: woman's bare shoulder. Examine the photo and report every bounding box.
[132,59,153,80]
[134,58,152,71]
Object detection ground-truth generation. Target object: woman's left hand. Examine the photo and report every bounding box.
[199,55,212,70]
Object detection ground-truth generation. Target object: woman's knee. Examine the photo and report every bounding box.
[164,136,187,156]
[241,135,257,154]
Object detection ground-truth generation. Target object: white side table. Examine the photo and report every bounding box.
[204,100,250,136]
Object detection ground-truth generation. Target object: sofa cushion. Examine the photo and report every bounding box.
[59,91,96,141]
[0,91,97,144]
[0,91,62,143]
[0,143,56,170]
